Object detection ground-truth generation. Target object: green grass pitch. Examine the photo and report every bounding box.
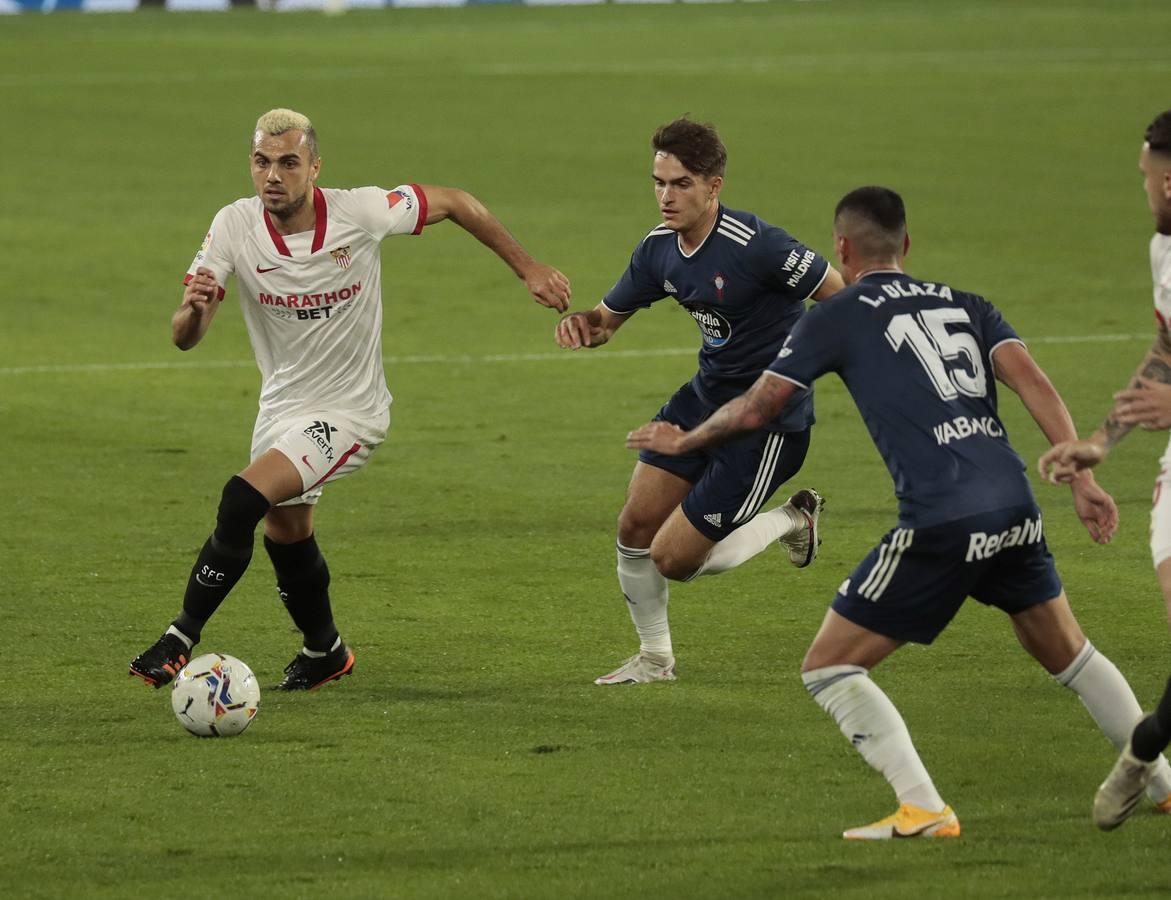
[4,1,1171,896]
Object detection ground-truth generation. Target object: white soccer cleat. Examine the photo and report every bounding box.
[1094,743,1157,830]
[779,488,824,568]
[594,652,676,685]
[842,803,960,840]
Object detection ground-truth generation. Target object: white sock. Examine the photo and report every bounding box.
[803,665,946,812]
[1056,641,1171,799]
[692,506,802,578]
[617,542,672,657]
[166,625,194,650]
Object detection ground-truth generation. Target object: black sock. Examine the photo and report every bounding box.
[265,533,339,653]
[173,476,271,644]
[1132,676,1171,762]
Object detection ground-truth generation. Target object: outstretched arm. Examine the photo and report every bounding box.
[1084,335,1171,450]
[1039,329,1171,482]
[554,303,631,350]
[994,341,1081,446]
[626,372,797,455]
[994,341,1117,544]
[420,185,571,312]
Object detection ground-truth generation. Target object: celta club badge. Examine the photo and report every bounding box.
[330,245,351,269]
[713,272,726,303]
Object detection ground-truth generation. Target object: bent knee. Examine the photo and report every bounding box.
[650,544,700,582]
[264,505,314,544]
[265,519,314,544]
[617,507,665,550]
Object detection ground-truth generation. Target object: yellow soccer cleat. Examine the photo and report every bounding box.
[843,803,960,840]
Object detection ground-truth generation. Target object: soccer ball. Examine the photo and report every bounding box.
[170,653,260,737]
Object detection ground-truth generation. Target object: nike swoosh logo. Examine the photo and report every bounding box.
[893,817,950,838]
[195,574,223,588]
[256,264,281,273]
[301,455,316,472]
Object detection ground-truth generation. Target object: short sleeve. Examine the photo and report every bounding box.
[971,295,1022,353]
[757,224,830,301]
[183,205,235,300]
[1152,236,1171,326]
[343,184,428,240]
[767,302,840,387]
[602,242,664,315]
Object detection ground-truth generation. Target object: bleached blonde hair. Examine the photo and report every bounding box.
[253,108,318,159]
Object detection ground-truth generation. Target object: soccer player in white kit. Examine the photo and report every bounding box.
[130,109,570,691]
[1040,109,1171,827]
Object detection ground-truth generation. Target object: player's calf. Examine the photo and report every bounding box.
[173,475,272,642]
[130,476,271,688]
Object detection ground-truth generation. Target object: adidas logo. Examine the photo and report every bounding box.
[663,279,677,294]
[703,512,722,527]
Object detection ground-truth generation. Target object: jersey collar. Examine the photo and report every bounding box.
[675,203,721,260]
[263,186,328,257]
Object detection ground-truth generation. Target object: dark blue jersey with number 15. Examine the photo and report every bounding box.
[603,204,829,432]
[767,271,1032,528]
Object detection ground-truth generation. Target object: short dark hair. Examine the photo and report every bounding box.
[1146,109,1171,157]
[652,117,727,178]
[834,186,907,258]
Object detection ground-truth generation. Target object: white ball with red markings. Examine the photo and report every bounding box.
[170,653,260,737]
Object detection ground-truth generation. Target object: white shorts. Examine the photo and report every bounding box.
[251,408,390,507]
[1151,464,1171,566]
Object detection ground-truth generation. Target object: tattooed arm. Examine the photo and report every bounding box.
[1039,328,1171,483]
[625,373,797,455]
[1098,331,1171,446]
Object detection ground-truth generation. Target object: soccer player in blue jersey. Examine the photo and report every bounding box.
[628,186,1171,838]
[1040,108,1171,829]
[555,117,845,685]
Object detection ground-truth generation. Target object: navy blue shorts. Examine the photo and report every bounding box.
[832,504,1063,644]
[638,381,811,541]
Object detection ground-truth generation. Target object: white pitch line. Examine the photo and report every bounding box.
[0,335,1149,378]
[1027,334,1149,344]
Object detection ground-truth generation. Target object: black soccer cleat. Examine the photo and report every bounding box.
[275,643,355,691]
[129,632,191,688]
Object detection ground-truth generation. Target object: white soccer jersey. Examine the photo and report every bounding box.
[185,184,427,421]
[1153,233,1171,326]
[1151,233,1171,470]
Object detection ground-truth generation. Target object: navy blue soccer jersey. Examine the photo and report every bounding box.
[603,205,829,431]
[767,271,1032,528]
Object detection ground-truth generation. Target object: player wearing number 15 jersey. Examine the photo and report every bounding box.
[627,186,1171,838]
[130,108,570,692]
